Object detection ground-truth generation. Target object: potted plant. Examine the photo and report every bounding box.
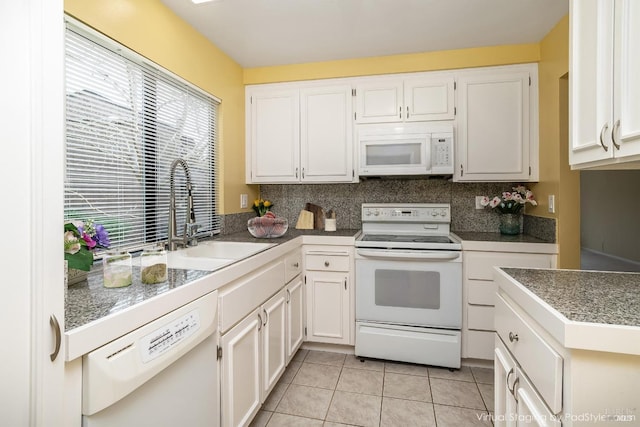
[480,185,537,235]
[64,220,110,284]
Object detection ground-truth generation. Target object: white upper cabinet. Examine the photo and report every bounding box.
[355,75,455,123]
[570,0,640,169]
[248,89,300,183]
[300,86,354,182]
[246,84,354,184]
[455,64,538,182]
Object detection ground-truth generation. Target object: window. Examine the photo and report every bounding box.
[64,18,220,253]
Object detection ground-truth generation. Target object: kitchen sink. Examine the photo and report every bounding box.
[166,240,275,271]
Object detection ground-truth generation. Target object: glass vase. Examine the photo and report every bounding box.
[499,213,522,235]
[103,250,132,288]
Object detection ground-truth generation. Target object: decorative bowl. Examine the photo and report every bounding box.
[247,217,288,238]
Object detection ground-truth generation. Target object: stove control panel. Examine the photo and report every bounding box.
[362,203,451,223]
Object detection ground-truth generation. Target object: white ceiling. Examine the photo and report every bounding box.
[160,0,568,68]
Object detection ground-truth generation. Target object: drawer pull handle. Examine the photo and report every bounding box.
[508,332,519,343]
[293,262,299,268]
[506,368,515,392]
[324,261,330,267]
[257,313,263,331]
[511,377,520,403]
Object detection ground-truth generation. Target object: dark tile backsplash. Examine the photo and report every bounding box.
[236,178,557,241]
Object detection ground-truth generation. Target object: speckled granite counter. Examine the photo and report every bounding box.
[454,231,553,244]
[502,268,640,327]
[496,267,640,355]
[65,267,213,331]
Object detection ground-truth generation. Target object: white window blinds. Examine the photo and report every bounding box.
[64,19,220,252]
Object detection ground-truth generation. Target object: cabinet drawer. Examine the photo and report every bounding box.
[467,305,494,331]
[465,252,553,281]
[285,250,302,283]
[305,253,350,272]
[495,294,563,414]
[467,280,497,305]
[218,261,285,333]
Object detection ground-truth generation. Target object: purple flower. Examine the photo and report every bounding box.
[94,224,111,247]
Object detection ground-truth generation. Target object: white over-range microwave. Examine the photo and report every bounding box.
[357,123,454,177]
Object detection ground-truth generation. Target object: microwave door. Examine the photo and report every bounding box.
[360,137,430,176]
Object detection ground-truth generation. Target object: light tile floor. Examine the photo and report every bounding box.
[250,350,494,427]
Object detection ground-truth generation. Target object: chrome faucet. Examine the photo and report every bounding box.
[168,159,199,251]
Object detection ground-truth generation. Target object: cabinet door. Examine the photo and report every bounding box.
[249,89,300,183]
[306,271,350,344]
[457,70,532,181]
[614,0,640,159]
[495,338,517,427]
[515,369,562,427]
[570,0,615,166]
[221,309,261,427]
[261,289,287,399]
[404,76,455,121]
[355,80,404,123]
[286,276,305,362]
[300,85,354,182]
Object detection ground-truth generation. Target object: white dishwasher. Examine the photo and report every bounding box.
[82,291,220,427]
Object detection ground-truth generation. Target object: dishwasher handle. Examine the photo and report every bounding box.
[357,249,461,261]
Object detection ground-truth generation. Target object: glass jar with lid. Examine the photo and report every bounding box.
[140,246,168,284]
[103,250,132,288]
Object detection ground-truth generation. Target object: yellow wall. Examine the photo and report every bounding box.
[530,15,579,268]
[64,0,259,215]
[244,44,540,84]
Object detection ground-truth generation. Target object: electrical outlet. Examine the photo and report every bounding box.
[475,196,484,209]
[548,195,555,213]
[240,194,248,209]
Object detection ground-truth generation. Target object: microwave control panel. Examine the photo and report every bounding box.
[431,134,453,173]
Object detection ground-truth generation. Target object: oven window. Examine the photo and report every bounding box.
[374,270,440,309]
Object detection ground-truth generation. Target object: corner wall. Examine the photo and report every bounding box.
[531,15,579,268]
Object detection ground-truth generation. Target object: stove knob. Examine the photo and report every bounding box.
[440,210,447,217]
[430,210,437,217]
[373,210,380,216]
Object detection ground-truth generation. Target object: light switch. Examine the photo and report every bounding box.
[548,195,555,213]
[240,194,248,209]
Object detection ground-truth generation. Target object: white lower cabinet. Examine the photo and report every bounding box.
[220,251,303,427]
[221,289,286,427]
[304,245,354,345]
[286,276,304,361]
[462,247,557,360]
[495,337,561,427]
[261,289,287,398]
[220,309,262,427]
[306,270,350,344]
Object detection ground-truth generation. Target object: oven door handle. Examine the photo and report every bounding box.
[356,249,461,261]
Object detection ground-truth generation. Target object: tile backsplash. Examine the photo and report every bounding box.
[248,178,556,241]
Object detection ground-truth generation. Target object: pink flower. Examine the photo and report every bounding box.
[480,196,491,207]
[502,192,512,200]
[490,197,501,208]
[82,232,96,249]
[64,231,81,255]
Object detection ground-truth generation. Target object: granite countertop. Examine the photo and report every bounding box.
[502,268,640,327]
[65,228,361,332]
[454,231,554,244]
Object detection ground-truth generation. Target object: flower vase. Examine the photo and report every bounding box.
[499,213,522,235]
[65,259,88,286]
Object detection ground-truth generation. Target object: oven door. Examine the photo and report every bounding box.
[355,248,462,329]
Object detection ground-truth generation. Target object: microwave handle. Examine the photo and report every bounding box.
[357,249,460,261]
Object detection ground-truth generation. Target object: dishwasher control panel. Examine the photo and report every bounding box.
[139,309,201,363]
